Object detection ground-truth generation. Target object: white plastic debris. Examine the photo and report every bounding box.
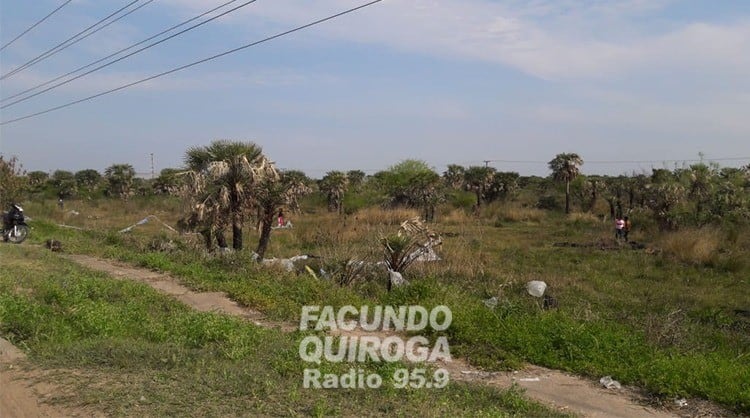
[526,281,547,297]
[483,296,498,309]
[599,376,621,390]
[388,269,408,287]
[519,377,541,382]
[261,258,295,272]
[675,398,688,407]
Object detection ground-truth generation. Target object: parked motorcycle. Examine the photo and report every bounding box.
[2,203,29,244]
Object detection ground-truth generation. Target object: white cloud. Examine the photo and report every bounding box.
[1,67,333,98]
[161,0,750,80]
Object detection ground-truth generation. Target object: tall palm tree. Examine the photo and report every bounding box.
[319,171,348,214]
[185,140,265,250]
[548,153,583,214]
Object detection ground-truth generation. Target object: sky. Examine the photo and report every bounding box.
[1,0,749,178]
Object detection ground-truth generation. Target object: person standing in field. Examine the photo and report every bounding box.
[615,217,625,240]
[277,209,285,227]
[623,216,632,241]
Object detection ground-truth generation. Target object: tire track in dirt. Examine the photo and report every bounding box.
[60,253,689,418]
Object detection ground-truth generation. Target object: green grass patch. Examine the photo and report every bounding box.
[0,244,567,417]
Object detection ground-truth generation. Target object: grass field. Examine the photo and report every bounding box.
[0,244,568,417]
[5,196,750,415]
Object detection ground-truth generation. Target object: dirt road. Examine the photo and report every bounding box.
[61,254,682,418]
[6,252,723,417]
[0,338,61,418]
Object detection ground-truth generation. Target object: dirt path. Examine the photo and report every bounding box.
[58,254,695,418]
[1,338,65,418]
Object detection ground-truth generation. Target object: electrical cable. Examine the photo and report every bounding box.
[1,0,153,80]
[0,0,385,126]
[1,0,241,104]
[1,0,257,109]
[0,0,74,53]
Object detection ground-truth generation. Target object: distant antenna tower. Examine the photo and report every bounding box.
[150,153,155,179]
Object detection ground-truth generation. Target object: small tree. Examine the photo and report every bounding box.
[281,170,313,214]
[442,164,465,189]
[153,168,184,195]
[104,164,136,200]
[75,169,102,193]
[485,171,520,203]
[0,156,25,207]
[463,166,495,209]
[26,171,49,193]
[377,160,443,221]
[346,170,366,190]
[548,153,583,214]
[50,170,77,199]
[319,171,348,214]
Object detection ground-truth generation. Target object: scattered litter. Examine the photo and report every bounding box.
[543,294,559,310]
[45,239,62,252]
[408,245,442,262]
[599,376,621,390]
[518,377,541,382]
[675,398,688,407]
[388,269,408,288]
[304,265,318,279]
[119,215,178,234]
[527,281,547,297]
[483,296,498,309]
[57,224,87,231]
[459,370,500,378]
[272,221,293,229]
[67,210,80,216]
[262,258,295,272]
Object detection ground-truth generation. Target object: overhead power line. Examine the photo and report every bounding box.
[1,0,258,109]
[0,0,74,53]
[1,0,153,81]
[1,0,242,104]
[0,0,385,126]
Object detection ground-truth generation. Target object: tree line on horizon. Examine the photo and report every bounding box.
[2,145,749,251]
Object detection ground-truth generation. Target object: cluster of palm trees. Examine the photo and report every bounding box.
[180,140,304,258]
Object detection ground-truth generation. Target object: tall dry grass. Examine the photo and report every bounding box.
[486,203,546,223]
[658,228,722,265]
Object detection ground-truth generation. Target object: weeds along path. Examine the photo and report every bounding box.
[64,253,678,418]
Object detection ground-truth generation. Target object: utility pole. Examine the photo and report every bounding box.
[150,153,155,179]
[483,160,491,168]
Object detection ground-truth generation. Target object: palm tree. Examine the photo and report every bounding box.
[104,164,135,200]
[686,163,715,221]
[442,164,465,189]
[548,153,583,214]
[463,166,495,209]
[319,171,348,214]
[281,170,313,214]
[185,140,266,250]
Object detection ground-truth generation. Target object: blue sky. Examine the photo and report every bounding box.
[1,0,749,177]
